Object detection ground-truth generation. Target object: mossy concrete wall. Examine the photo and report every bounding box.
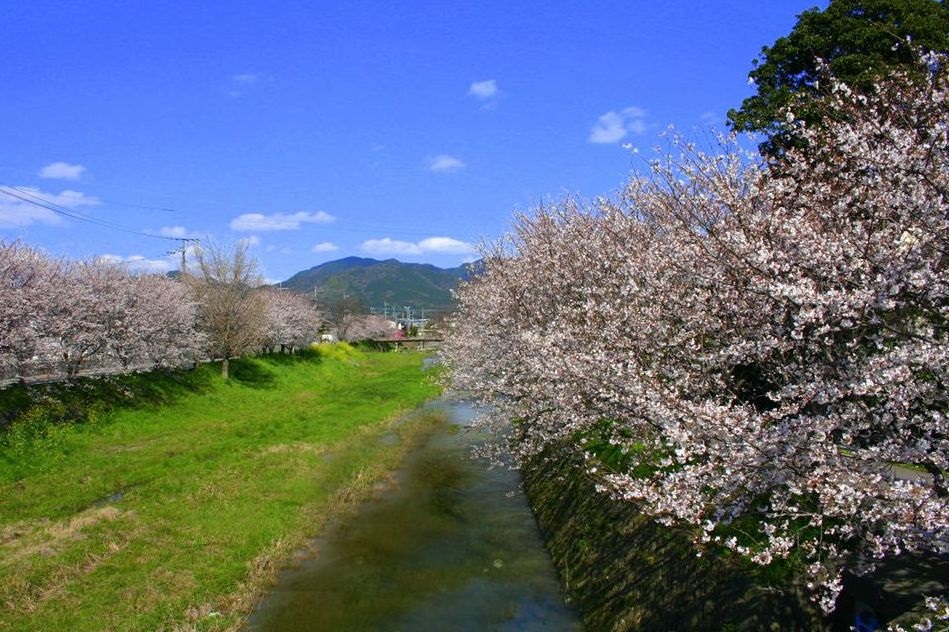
[521,449,831,631]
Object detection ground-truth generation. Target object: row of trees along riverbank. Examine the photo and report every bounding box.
[0,240,322,385]
[443,44,949,625]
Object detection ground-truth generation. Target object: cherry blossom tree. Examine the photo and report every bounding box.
[260,288,323,353]
[344,314,396,341]
[1,244,208,383]
[47,260,203,377]
[0,242,62,380]
[104,271,204,370]
[443,55,948,612]
[50,259,122,377]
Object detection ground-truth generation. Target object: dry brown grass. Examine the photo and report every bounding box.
[259,442,327,456]
[0,505,125,569]
[1,509,134,621]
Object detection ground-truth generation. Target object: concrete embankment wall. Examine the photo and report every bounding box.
[521,448,831,632]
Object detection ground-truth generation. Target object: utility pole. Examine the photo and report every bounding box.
[167,238,199,274]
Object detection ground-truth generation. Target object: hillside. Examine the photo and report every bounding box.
[279,256,473,311]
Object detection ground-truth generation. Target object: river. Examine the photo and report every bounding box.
[244,397,582,631]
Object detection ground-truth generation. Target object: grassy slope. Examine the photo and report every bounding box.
[0,347,441,631]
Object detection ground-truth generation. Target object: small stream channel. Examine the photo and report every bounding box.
[244,397,583,631]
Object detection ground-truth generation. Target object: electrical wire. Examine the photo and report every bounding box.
[3,185,479,244]
[105,200,179,213]
[0,185,184,242]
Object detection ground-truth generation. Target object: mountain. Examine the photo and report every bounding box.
[279,256,474,311]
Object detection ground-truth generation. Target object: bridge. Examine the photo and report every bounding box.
[368,336,444,350]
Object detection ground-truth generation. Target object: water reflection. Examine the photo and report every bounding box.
[244,398,582,631]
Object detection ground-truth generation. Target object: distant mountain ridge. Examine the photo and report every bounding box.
[279,256,473,311]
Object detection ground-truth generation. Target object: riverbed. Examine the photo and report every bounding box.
[244,398,582,631]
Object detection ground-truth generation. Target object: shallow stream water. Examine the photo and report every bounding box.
[244,398,582,631]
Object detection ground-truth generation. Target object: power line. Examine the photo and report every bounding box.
[106,200,179,213]
[3,183,486,248]
[0,185,184,242]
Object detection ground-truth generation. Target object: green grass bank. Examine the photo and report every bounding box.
[0,345,442,631]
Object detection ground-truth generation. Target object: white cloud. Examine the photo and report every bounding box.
[468,79,498,100]
[0,186,99,228]
[427,155,466,173]
[229,73,266,97]
[232,73,260,85]
[417,236,475,255]
[361,236,475,256]
[39,162,86,181]
[265,245,293,254]
[589,106,648,144]
[362,238,421,256]
[96,254,174,274]
[238,235,261,247]
[49,189,100,207]
[158,225,202,239]
[230,211,335,231]
[0,202,58,227]
[312,241,339,253]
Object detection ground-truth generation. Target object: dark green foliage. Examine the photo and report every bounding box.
[575,419,669,479]
[728,0,949,151]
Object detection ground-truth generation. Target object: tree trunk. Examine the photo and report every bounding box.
[221,357,229,380]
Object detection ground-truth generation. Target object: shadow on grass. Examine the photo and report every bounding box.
[260,350,316,366]
[229,358,277,388]
[0,365,216,429]
[0,352,326,433]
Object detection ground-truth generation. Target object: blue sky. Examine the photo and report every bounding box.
[0,1,824,282]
